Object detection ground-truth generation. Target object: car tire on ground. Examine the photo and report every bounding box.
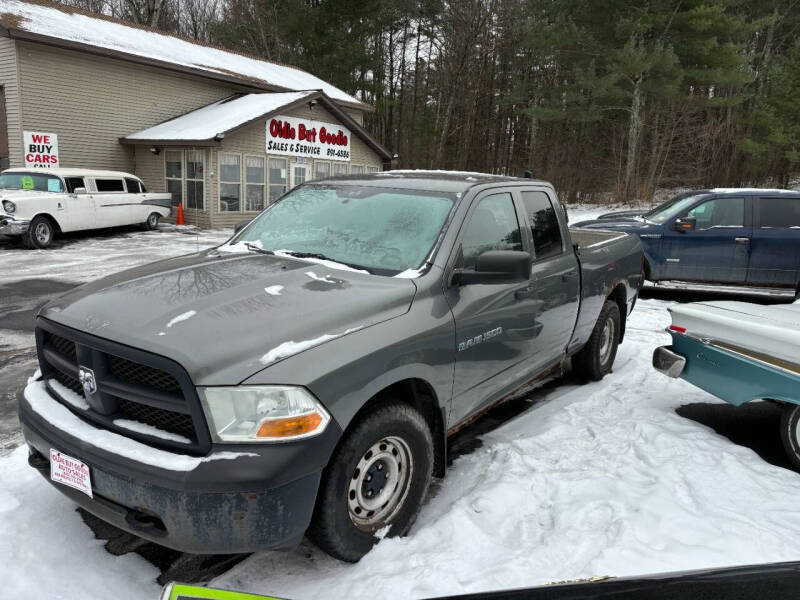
[308,402,434,562]
[572,299,621,382]
[142,212,160,231]
[780,404,800,471]
[24,215,55,249]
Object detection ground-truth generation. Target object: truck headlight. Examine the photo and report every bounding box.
[2,200,15,214]
[199,386,331,442]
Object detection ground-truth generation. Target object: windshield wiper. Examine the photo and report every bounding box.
[279,250,371,273]
[244,242,274,255]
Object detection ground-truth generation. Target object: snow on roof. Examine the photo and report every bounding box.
[123,92,314,141]
[1,0,363,107]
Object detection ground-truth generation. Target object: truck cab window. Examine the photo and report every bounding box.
[522,190,563,260]
[124,178,141,193]
[760,197,800,228]
[95,178,125,192]
[461,192,523,269]
[685,197,744,230]
[64,177,85,193]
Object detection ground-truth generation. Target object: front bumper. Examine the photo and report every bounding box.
[0,214,29,235]
[19,377,342,554]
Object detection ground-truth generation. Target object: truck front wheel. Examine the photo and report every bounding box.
[572,299,621,381]
[309,403,433,562]
[24,215,55,249]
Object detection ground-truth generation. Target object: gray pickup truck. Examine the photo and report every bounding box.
[19,171,643,562]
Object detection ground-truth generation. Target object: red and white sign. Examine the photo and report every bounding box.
[23,131,59,168]
[266,116,351,162]
[50,448,92,498]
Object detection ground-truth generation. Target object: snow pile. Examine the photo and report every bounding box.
[124,93,314,141]
[2,1,361,105]
[165,310,197,328]
[112,419,191,445]
[259,327,363,366]
[47,378,89,410]
[213,299,800,599]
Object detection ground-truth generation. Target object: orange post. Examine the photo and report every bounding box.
[176,203,185,226]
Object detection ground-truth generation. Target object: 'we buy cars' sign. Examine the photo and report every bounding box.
[23,131,59,168]
[266,116,351,162]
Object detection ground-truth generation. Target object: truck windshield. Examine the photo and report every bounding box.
[0,172,64,193]
[231,184,457,274]
[644,193,707,224]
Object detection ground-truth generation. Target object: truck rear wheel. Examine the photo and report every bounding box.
[308,402,433,562]
[572,299,621,381]
[780,404,800,471]
[142,212,160,231]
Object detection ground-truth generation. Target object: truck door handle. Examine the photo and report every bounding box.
[562,270,578,281]
[734,237,749,244]
[515,286,536,300]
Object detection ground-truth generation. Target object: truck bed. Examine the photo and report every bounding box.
[569,227,629,249]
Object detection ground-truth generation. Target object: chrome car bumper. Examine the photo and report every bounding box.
[653,345,686,378]
[0,214,30,235]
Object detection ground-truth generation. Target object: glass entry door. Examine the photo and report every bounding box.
[291,163,308,189]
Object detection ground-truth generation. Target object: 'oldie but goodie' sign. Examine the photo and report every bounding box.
[266,116,351,162]
[50,448,92,498]
[23,131,59,168]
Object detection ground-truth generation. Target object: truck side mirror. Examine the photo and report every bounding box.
[451,250,531,286]
[234,219,252,234]
[672,217,696,232]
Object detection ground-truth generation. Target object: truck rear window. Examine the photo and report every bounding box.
[760,197,800,228]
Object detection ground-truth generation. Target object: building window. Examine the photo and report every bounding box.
[186,150,204,210]
[165,150,183,208]
[219,152,241,212]
[246,155,265,212]
[333,162,348,176]
[315,161,331,180]
[268,157,287,203]
[365,165,380,173]
[350,165,365,175]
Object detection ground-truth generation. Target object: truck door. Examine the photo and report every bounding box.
[93,177,130,227]
[445,190,542,425]
[519,189,580,365]
[747,196,800,287]
[660,196,751,283]
[63,176,95,231]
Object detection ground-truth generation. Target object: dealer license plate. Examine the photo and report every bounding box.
[50,448,93,498]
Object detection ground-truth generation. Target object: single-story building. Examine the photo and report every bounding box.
[0,0,392,227]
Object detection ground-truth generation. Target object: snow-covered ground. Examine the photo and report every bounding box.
[4,207,800,599]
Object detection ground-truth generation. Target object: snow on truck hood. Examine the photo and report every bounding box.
[38,251,416,385]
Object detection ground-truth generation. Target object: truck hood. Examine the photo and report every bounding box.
[39,251,417,385]
[0,189,52,202]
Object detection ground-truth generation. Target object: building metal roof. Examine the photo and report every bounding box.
[120,91,393,161]
[0,0,368,110]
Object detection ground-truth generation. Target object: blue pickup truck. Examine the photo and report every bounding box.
[574,189,800,298]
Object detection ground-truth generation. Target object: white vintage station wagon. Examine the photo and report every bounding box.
[0,168,172,248]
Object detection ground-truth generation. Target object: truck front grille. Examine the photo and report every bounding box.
[36,322,210,454]
[109,355,182,394]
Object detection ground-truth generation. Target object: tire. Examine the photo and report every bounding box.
[308,402,434,562]
[25,215,55,249]
[142,212,160,231]
[572,299,621,381]
[780,404,800,471]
